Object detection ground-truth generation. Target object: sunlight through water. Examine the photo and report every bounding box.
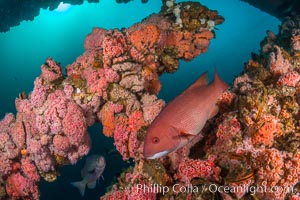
[55,2,71,12]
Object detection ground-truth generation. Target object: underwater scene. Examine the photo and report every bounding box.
[0,0,300,199]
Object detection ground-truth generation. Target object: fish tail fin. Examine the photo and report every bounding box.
[213,68,229,92]
[87,181,97,189]
[71,180,86,196]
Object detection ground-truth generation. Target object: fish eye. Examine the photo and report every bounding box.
[152,137,160,144]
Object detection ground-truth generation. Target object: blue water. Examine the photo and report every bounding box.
[0,0,280,199]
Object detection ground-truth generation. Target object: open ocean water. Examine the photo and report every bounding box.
[0,0,280,199]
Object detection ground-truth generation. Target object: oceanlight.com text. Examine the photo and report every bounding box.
[136,181,294,196]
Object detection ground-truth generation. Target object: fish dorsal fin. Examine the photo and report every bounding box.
[213,69,229,92]
[188,72,208,90]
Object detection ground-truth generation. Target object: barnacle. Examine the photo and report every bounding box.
[0,185,6,199]
[274,133,300,153]
[142,160,172,186]
[20,148,29,157]
[40,171,59,182]
[54,154,68,165]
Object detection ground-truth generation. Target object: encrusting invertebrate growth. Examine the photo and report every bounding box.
[0,1,224,199]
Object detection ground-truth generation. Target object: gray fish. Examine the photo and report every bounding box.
[71,155,106,196]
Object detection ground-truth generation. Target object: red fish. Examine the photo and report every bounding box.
[143,70,228,159]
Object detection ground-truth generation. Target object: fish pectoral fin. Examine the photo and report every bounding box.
[179,130,195,137]
[171,126,196,137]
[208,105,219,119]
[71,181,86,197]
[87,181,97,189]
[173,131,195,140]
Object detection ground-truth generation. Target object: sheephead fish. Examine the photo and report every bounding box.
[143,70,228,159]
[71,155,105,196]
